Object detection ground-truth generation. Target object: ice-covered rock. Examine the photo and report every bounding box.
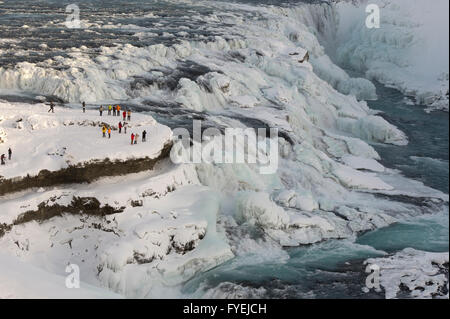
[365,248,449,299]
[0,0,447,299]
[334,0,449,112]
[229,95,259,108]
[235,192,289,229]
[341,155,385,173]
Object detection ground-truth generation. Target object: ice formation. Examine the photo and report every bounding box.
[365,248,449,299]
[334,0,449,112]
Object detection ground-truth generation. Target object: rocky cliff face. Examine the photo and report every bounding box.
[0,141,173,196]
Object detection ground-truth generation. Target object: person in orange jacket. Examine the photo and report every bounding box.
[108,127,112,139]
[127,110,131,121]
[117,105,121,116]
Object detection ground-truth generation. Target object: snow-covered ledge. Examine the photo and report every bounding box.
[0,102,173,195]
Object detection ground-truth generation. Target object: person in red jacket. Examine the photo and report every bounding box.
[131,133,135,145]
[123,111,126,121]
[118,121,123,134]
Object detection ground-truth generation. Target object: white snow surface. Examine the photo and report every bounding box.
[0,253,122,299]
[0,102,172,179]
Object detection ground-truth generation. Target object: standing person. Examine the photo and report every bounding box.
[131,133,135,145]
[99,105,104,116]
[108,127,112,139]
[82,101,86,113]
[0,154,5,165]
[127,110,131,121]
[113,105,117,117]
[102,125,107,138]
[122,110,126,121]
[123,122,127,134]
[48,102,55,113]
[118,121,122,134]
[108,105,112,116]
[117,105,121,116]
[142,130,147,142]
[8,147,12,160]
[134,133,139,144]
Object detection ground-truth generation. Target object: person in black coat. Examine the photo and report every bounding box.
[142,130,147,142]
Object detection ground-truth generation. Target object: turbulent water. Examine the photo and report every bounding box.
[0,0,448,298]
[368,83,449,194]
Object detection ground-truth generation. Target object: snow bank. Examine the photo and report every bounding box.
[0,163,233,298]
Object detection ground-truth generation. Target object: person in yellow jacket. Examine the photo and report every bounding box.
[108,105,112,115]
[102,125,107,138]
